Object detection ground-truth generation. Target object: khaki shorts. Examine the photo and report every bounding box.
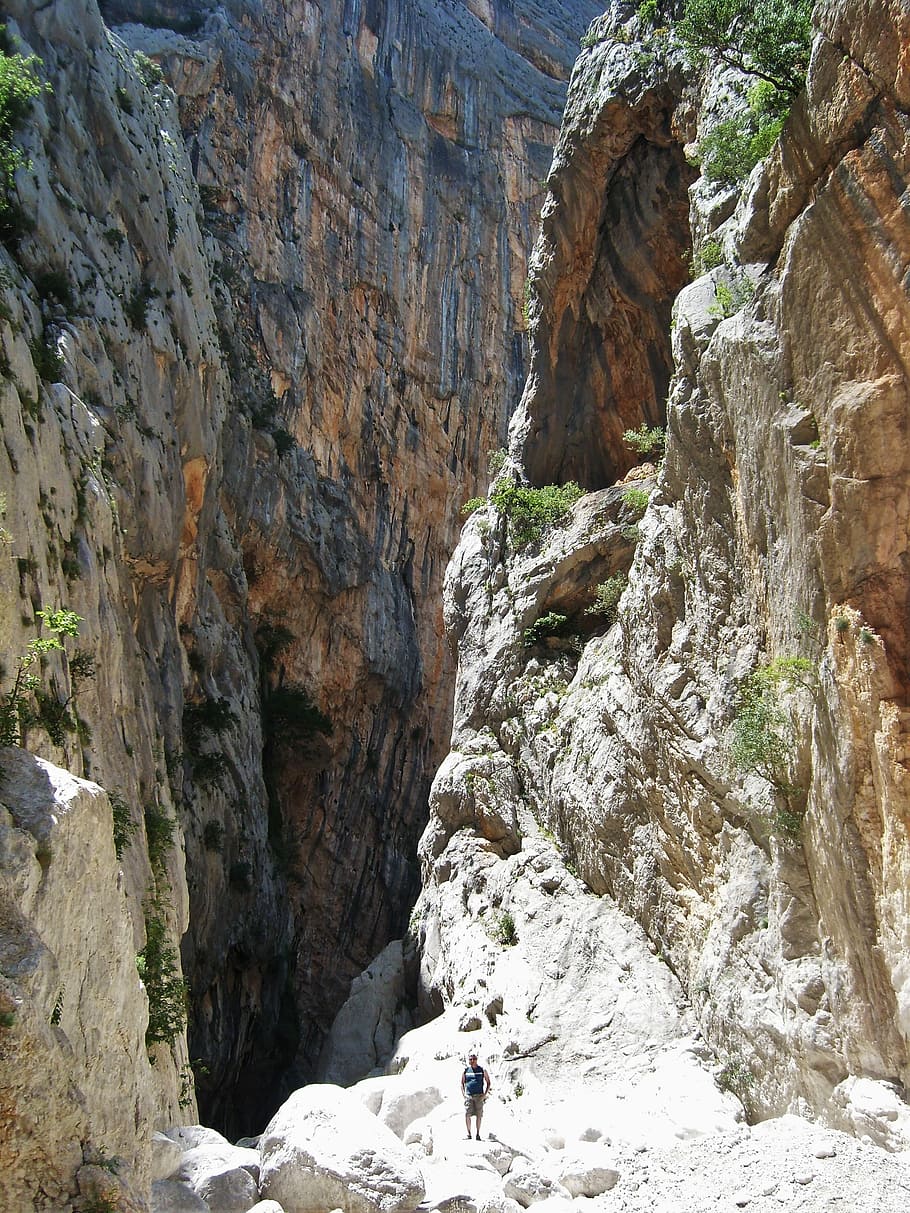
[464,1093,485,1115]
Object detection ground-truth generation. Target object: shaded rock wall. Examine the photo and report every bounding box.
[0,0,602,1168]
[423,0,910,1143]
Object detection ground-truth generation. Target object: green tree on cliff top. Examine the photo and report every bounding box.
[677,0,813,97]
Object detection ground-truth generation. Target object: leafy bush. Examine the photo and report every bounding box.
[254,620,295,670]
[585,573,628,623]
[33,269,72,310]
[637,0,659,24]
[124,283,154,329]
[273,428,296,458]
[690,237,725,276]
[487,448,507,475]
[623,424,665,458]
[229,859,253,890]
[0,32,48,232]
[191,751,230,786]
[115,85,134,115]
[461,496,486,517]
[488,910,517,946]
[264,684,332,741]
[709,275,754,318]
[490,479,584,548]
[699,83,787,185]
[133,51,164,88]
[621,487,651,515]
[0,608,82,747]
[109,791,137,859]
[183,696,236,753]
[523,611,568,646]
[137,902,187,1048]
[29,332,63,381]
[730,657,814,830]
[144,803,175,878]
[202,820,225,852]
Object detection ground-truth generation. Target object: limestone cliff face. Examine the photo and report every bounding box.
[0,0,600,1185]
[422,0,910,1146]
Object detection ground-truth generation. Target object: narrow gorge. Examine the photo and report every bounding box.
[1,0,909,1210]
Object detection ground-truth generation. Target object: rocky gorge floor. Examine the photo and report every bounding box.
[148,823,910,1213]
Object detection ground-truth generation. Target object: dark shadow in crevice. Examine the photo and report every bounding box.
[524,136,695,491]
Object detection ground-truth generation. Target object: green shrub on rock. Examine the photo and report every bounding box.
[137,902,187,1048]
[490,479,583,548]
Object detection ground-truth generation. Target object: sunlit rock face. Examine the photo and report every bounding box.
[423,0,910,1144]
[0,0,602,1151]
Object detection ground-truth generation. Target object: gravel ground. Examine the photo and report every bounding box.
[606,1116,910,1212]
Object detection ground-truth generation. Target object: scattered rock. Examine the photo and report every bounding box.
[259,1084,426,1213]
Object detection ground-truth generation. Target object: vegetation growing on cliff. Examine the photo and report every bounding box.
[730,656,815,840]
[490,479,584,548]
[585,573,628,624]
[0,609,83,749]
[137,903,188,1047]
[623,424,666,460]
[637,0,813,184]
[0,27,48,239]
[677,0,812,96]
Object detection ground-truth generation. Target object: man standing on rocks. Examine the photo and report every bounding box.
[462,1052,491,1140]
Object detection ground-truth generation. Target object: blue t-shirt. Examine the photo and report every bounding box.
[464,1066,485,1095]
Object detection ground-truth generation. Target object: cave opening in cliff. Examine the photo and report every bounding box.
[523,134,696,491]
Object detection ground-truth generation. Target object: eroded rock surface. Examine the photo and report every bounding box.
[422,0,910,1154]
[0,0,601,1179]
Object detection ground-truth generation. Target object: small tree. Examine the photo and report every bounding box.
[677,0,813,97]
[0,609,82,747]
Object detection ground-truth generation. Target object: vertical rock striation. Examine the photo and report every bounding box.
[422,0,910,1146]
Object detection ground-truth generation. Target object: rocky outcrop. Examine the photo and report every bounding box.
[0,0,602,1172]
[423,0,910,1148]
[0,751,156,1211]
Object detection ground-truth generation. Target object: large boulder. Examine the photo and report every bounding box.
[502,1158,568,1207]
[259,1084,426,1213]
[553,1146,619,1197]
[168,1142,260,1211]
[150,1179,210,1212]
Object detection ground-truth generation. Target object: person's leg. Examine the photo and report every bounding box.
[475,1097,483,1139]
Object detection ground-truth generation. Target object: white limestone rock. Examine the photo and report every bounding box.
[152,1132,186,1182]
[317,940,414,1086]
[259,1084,426,1213]
[554,1146,619,1197]
[829,1077,910,1152]
[151,1179,211,1212]
[502,1158,568,1207]
[0,751,157,1203]
[168,1142,260,1210]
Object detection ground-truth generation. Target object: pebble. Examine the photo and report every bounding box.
[794,1171,815,1185]
[814,1144,837,1159]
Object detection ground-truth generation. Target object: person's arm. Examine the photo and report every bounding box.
[461,1070,466,1095]
[483,1068,491,1094]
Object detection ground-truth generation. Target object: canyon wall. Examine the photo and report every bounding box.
[418,0,910,1144]
[0,0,601,1197]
